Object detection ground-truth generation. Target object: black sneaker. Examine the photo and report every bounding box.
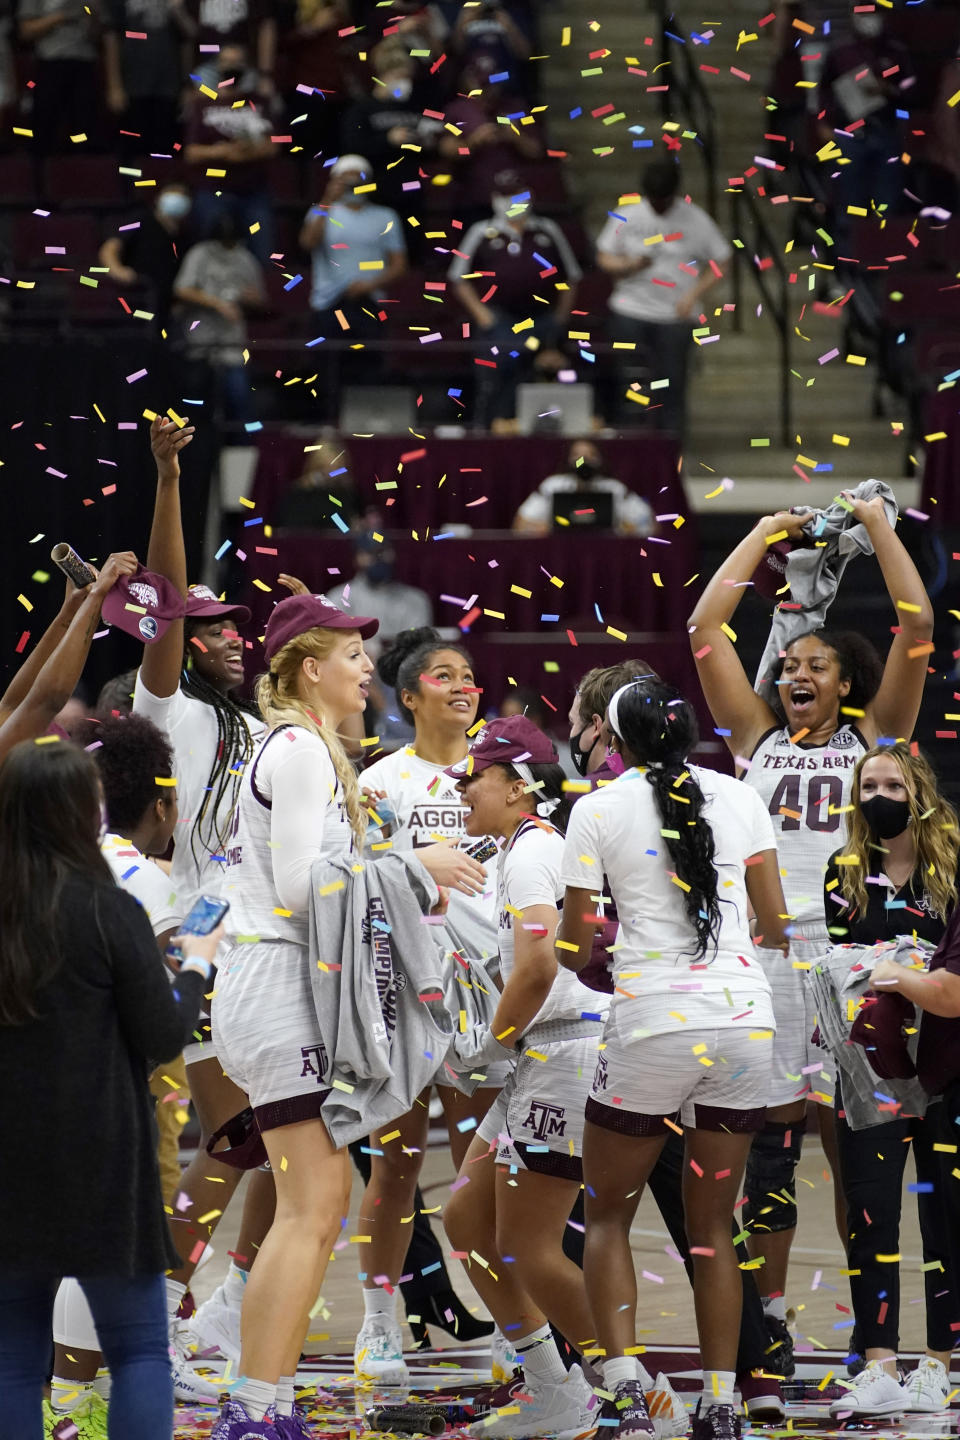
[601,1379,655,1439]
[763,1314,795,1378]
[690,1400,742,1440]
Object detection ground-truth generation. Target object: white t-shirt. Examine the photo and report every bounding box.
[596,196,732,323]
[560,766,776,1034]
[102,832,182,938]
[362,746,497,949]
[499,818,608,1028]
[133,673,265,918]
[221,724,355,944]
[515,474,654,535]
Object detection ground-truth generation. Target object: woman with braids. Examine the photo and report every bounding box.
[209,595,484,1439]
[687,494,933,1373]
[442,716,626,1440]
[558,678,789,1440]
[821,743,960,1421]
[132,418,272,1402]
[351,627,505,1385]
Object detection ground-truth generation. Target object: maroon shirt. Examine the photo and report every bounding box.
[917,905,960,1097]
[186,90,273,192]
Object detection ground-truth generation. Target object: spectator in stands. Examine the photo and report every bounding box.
[102,0,191,155]
[184,43,277,263]
[329,533,432,649]
[498,685,550,730]
[449,168,580,428]
[512,438,655,537]
[339,38,443,213]
[96,668,137,716]
[917,44,960,216]
[98,180,192,326]
[17,0,107,152]
[185,0,276,99]
[173,209,265,427]
[278,0,362,158]
[596,159,730,436]
[274,437,364,531]
[440,56,542,225]
[300,153,407,416]
[450,0,530,75]
[817,9,914,259]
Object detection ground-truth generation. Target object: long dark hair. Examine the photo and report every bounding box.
[610,678,721,959]
[377,627,475,726]
[181,622,260,872]
[503,760,573,835]
[0,740,115,1025]
[773,628,883,718]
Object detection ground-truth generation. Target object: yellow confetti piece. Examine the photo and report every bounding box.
[380,1129,401,1143]
[17,594,33,612]
[197,1209,222,1225]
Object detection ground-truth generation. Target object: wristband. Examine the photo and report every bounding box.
[181,957,213,983]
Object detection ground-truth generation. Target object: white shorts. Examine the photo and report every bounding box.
[211,940,331,1131]
[766,936,835,1106]
[476,1030,603,1181]
[586,1008,774,1135]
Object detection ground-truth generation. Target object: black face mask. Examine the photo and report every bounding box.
[860,794,911,839]
[569,724,596,777]
[574,459,599,482]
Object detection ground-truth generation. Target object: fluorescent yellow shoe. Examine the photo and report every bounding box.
[43,1392,109,1439]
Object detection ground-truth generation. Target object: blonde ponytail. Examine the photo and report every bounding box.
[256,629,367,847]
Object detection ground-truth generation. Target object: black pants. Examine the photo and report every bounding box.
[838,1090,959,1352]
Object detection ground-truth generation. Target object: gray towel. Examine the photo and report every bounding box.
[755,480,899,706]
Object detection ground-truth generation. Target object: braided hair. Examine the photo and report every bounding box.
[608,677,721,960]
[181,627,260,871]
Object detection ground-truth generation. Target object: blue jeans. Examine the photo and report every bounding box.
[0,1271,172,1440]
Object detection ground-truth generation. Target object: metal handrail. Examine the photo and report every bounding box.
[649,1,719,217]
[729,185,792,447]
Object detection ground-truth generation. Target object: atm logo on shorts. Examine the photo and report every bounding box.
[299,1043,328,1083]
[523,1100,567,1141]
[594,1052,608,1092]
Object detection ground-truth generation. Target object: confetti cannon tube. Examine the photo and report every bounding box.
[50,543,97,590]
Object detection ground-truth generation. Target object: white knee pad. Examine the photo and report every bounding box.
[53,1278,100,1350]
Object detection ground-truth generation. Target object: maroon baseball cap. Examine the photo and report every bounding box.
[445,715,558,778]
[263,594,379,664]
[101,565,186,644]
[186,583,251,626]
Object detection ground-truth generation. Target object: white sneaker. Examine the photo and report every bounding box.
[354,1315,410,1387]
[170,1323,225,1405]
[467,1363,597,1440]
[490,1327,521,1383]
[646,1372,689,1440]
[902,1357,950,1413]
[829,1360,905,1418]
[190,1281,243,1363]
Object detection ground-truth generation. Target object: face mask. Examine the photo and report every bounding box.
[569,724,596,778]
[574,459,599,481]
[366,560,394,586]
[158,191,190,220]
[604,747,625,776]
[860,794,911,839]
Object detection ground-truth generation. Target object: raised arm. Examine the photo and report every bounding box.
[687,510,811,760]
[138,418,194,700]
[0,577,89,725]
[854,494,934,743]
[0,552,138,762]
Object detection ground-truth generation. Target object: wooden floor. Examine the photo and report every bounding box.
[171,1128,960,1438]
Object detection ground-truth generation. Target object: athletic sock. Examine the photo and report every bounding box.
[702,1370,736,1409]
[761,1295,787,1323]
[363,1286,398,1325]
[232,1377,277,1421]
[223,1259,249,1308]
[166,1277,188,1325]
[516,1323,569,1387]
[275,1375,296,1416]
[50,1377,95,1413]
[603,1355,642,1390]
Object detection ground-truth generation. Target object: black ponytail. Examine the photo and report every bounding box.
[377,626,475,725]
[611,678,721,959]
[503,761,573,835]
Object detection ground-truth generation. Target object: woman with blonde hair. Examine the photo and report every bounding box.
[823,741,960,1421]
[209,594,485,1439]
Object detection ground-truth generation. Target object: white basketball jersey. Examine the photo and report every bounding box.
[744,724,867,938]
[362,747,497,944]
[221,725,353,944]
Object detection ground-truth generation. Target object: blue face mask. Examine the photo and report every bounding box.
[157,192,191,220]
[366,560,394,586]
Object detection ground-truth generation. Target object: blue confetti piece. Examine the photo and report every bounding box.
[594,602,605,623]
[120,863,140,880]
[283,274,303,291]
[714,726,732,737]
[331,512,350,533]
[243,516,263,527]
[608,211,628,222]
[533,252,550,267]
[569,107,582,119]
[448,387,463,397]
[329,466,348,476]
[908,1182,934,1193]
[214,539,232,560]
[244,420,263,432]
[540,613,559,621]
[633,139,655,148]
[421,1261,443,1276]
[305,335,326,347]
[490,70,510,83]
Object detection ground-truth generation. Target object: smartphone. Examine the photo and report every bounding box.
[180,894,231,935]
